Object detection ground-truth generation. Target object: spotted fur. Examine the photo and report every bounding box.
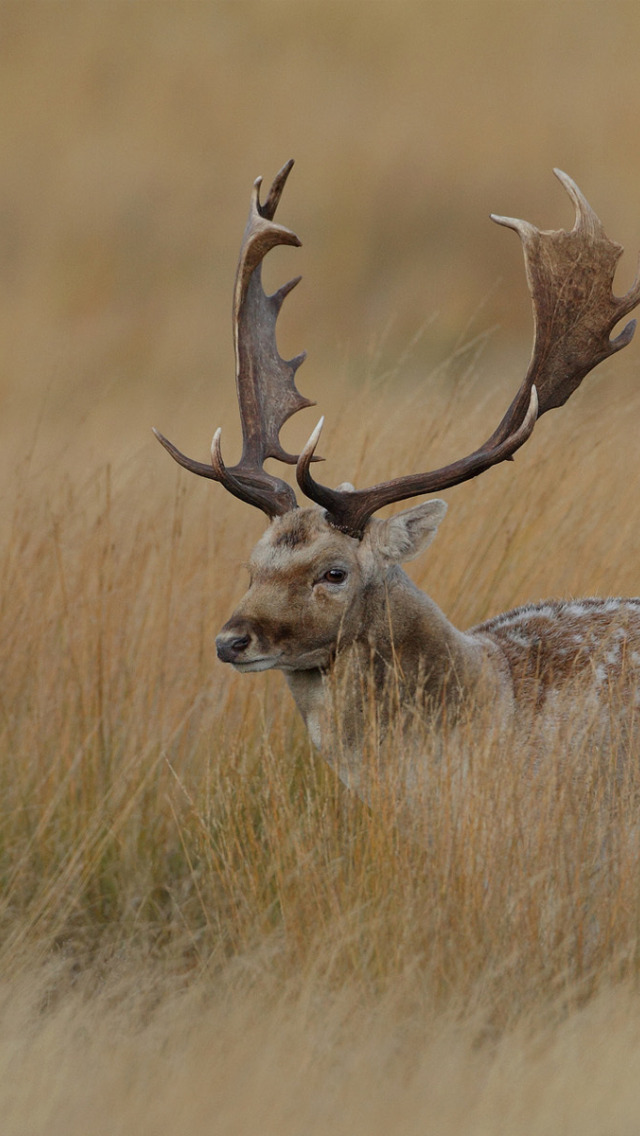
[474,598,640,710]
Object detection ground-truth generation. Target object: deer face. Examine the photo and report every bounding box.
[216,508,362,672]
[216,501,447,673]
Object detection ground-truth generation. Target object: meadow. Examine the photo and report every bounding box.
[4,3,640,1131]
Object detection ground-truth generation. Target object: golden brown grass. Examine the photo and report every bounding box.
[4,2,640,1130]
[4,360,640,1131]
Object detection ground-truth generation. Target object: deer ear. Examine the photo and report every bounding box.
[368,500,447,563]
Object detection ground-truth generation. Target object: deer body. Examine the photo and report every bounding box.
[154,162,640,801]
[215,502,640,797]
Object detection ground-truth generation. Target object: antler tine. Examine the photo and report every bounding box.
[297,171,640,537]
[153,160,315,520]
[486,169,640,445]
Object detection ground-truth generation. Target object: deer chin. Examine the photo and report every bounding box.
[230,648,332,675]
[231,656,282,673]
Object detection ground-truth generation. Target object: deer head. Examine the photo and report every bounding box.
[154,163,640,677]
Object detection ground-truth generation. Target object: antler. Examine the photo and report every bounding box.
[154,160,313,518]
[297,170,640,536]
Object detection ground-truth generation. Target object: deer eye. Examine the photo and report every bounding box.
[322,568,348,584]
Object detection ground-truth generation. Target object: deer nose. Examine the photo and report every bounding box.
[216,630,252,663]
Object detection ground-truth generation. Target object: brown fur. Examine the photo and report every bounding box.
[216,505,640,802]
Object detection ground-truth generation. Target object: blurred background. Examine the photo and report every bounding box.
[1,0,640,497]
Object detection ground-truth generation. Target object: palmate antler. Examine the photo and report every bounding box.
[298,170,640,534]
[154,160,314,518]
[155,165,640,537]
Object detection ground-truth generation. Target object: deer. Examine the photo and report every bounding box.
[154,161,640,805]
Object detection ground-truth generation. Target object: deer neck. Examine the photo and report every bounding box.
[363,565,483,696]
[284,565,506,792]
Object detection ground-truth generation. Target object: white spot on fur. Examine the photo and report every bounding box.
[566,602,589,618]
[506,629,532,647]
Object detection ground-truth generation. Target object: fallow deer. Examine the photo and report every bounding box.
[154,162,640,800]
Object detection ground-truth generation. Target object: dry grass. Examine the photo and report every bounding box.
[4,361,640,1131]
[4,2,640,1130]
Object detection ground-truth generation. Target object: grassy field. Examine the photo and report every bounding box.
[4,2,640,1131]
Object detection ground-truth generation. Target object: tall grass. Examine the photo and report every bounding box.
[3,359,640,1132]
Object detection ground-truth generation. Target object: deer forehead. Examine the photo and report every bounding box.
[249,508,361,578]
